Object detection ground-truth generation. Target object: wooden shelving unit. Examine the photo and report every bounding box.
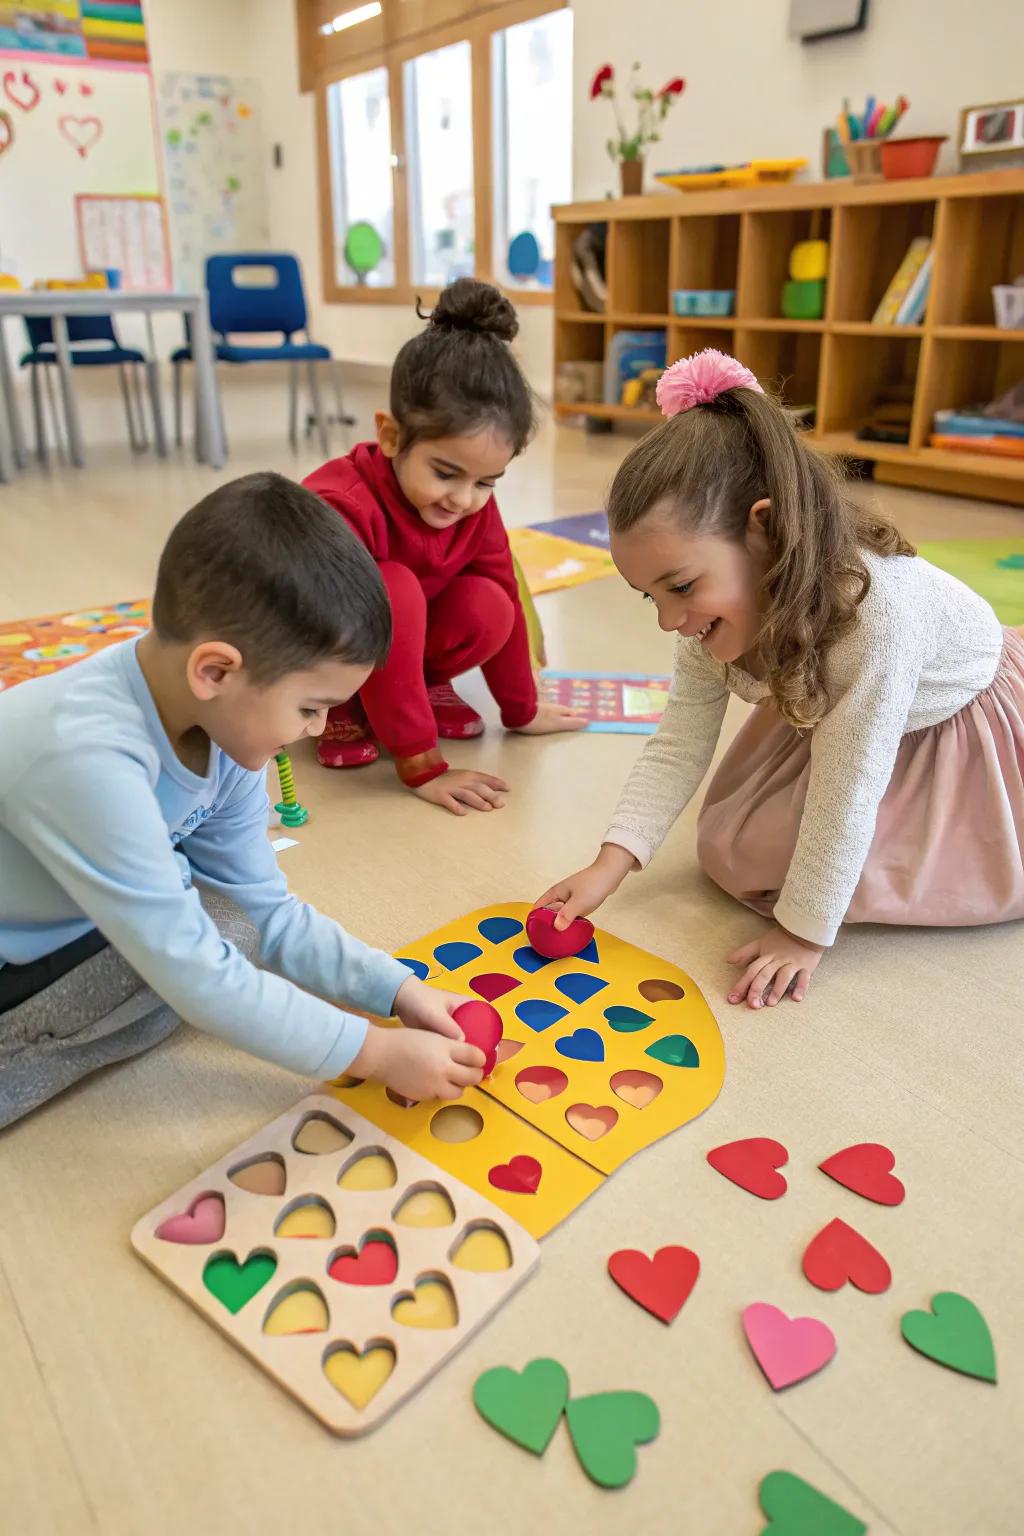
[552,169,1024,505]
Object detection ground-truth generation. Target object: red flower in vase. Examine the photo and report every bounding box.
[659,77,686,97]
[590,64,614,99]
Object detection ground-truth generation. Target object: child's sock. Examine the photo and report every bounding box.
[317,701,380,769]
[427,682,484,739]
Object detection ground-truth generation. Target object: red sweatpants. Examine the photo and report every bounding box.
[359,562,535,758]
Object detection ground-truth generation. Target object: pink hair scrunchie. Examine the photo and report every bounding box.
[655,348,763,417]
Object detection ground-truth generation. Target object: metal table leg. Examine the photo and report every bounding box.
[51,314,85,467]
[0,319,27,469]
[189,298,225,469]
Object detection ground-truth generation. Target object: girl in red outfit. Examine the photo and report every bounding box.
[304,279,585,814]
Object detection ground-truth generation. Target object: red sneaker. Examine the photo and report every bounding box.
[427,682,484,739]
[317,705,380,769]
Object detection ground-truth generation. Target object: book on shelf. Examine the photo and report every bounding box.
[894,250,932,325]
[933,409,1024,439]
[872,236,931,325]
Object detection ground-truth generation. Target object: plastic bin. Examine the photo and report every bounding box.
[880,136,947,180]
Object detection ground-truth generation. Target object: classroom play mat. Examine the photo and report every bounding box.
[0,599,151,692]
[916,540,1024,629]
[133,904,725,1434]
[508,527,615,595]
[539,670,670,733]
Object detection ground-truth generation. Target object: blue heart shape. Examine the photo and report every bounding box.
[555,1028,605,1062]
[513,944,555,974]
[433,940,483,971]
[555,973,608,1005]
[478,917,524,945]
[515,999,569,1033]
[396,957,429,981]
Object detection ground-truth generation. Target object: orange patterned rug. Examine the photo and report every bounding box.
[0,600,151,694]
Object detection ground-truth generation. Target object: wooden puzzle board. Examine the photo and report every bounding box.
[331,904,725,1233]
[131,1094,539,1436]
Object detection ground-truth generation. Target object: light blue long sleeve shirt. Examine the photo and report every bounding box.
[0,639,410,1077]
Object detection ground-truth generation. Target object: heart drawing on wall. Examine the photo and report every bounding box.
[58,115,103,160]
[3,69,41,112]
[0,110,13,157]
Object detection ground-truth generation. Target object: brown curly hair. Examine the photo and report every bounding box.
[605,383,915,728]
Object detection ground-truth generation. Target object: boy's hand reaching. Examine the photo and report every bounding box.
[535,843,637,928]
[511,702,588,736]
[727,924,825,1009]
[393,975,470,1037]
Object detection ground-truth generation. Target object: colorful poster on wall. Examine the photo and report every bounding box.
[157,72,269,291]
[76,193,170,288]
[0,2,148,66]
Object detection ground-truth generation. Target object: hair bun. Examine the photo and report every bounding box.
[428,278,519,342]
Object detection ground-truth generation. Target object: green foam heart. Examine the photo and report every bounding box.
[900,1291,997,1382]
[759,1471,866,1535]
[473,1358,569,1455]
[565,1389,660,1488]
[645,1033,699,1068]
[203,1251,277,1314]
[604,1005,655,1033]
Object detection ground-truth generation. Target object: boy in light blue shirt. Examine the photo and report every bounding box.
[0,472,484,1128]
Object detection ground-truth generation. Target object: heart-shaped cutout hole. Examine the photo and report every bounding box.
[229,1154,286,1197]
[565,1103,618,1141]
[292,1113,353,1155]
[429,1105,483,1143]
[610,1069,663,1109]
[338,1149,397,1191]
[328,1230,398,1286]
[203,1250,277,1314]
[392,1182,455,1227]
[494,1038,524,1064]
[323,1340,396,1408]
[155,1191,225,1244]
[391,1273,459,1330]
[274,1197,336,1239]
[637,978,684,1002]
[450,1221,512,1272]
[515,1065,568,1104]
[263,1281,329,1336]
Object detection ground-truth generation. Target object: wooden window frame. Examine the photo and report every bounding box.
[304,0,568,307]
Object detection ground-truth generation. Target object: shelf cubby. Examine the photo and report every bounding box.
[736,207,831,321]
[735,326,822,409]
[670,323,733,363]
[818,333,920,444]
[608,219,672,315]
[913,335,1024,445]
[828,200,935,323]
[930,193,1024,326]
[670,214,740,297]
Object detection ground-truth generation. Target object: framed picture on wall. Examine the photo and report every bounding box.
[959,100,1024,171]
[789,0,869,42]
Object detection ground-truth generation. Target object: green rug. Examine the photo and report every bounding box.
[918,540,1024,628]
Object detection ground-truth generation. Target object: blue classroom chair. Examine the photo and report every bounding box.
[171,253,352,456]
[19,313,166,465]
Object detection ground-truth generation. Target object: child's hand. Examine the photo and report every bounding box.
[535,844,637,927]
[727,924,826,1009]
[511,702,588,735]
[352,1024,485,1102]
[394,976,469,1037]
[413,768,508,816]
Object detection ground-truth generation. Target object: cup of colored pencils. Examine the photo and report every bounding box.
[836,95,909,182]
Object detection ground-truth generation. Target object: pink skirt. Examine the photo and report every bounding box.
[697,627,1024,931]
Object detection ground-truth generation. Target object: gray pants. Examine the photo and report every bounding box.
[0,890,259,1130]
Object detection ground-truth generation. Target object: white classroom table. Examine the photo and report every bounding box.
[0,288,226,481]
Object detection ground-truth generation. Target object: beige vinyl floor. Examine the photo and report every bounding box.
[1,381,1022,1536]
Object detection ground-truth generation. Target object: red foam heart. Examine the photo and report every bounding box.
[3,70,40,112]
[707,1137,788,1199]
[328,1238,397,1286]
[155,1193,225,1245]
[453,999,503,1075]
[58,114,103,159]
[608,1244,700,1323]
[468,972,520,1003]
[488,1155,542,1194]
[802,1217,891,1294]
[742,1302,836,1390]
[819,1143,905,1206]
[526,905,595,960]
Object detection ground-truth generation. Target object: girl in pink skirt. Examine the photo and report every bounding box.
[539,350,1024,1008]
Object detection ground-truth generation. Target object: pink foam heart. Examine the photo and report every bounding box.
[742,1302,836,1391]
[155,1193,225,1245]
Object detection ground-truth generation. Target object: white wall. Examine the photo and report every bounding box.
[571,0,1023,199]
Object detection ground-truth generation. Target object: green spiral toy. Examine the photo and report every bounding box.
[274,751,309,828]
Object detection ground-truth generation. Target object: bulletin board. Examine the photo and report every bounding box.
[157,73,268,292]
[0,56,161,285]
[76,192,170,289]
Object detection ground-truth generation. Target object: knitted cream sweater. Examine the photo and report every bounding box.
[605,552,1005,945]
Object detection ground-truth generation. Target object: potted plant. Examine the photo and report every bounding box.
[590,62,685,195]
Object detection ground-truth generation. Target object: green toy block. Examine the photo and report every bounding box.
[781,278,826,320]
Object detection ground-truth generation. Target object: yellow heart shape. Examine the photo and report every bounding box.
[263,1285,328,1336]
[392,1277,459,1330]
[324,1343,395,1408]
[338,1151,397,1191]
[393,1185,455,1228]
[451,1224,512,1272]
